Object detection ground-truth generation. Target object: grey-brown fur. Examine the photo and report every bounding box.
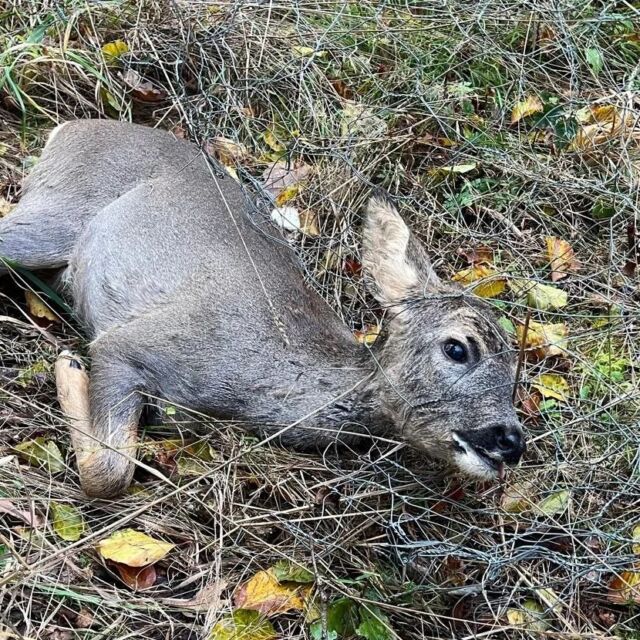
[0,120,525,497]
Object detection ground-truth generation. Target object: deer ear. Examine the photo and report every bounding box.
[361,195,442,306]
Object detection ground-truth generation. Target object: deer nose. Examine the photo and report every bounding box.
[492,424,525,463]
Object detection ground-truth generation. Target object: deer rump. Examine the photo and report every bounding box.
[0,119,525,497]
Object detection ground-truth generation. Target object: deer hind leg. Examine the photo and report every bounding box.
[0,201,78,275]
[56,344,145,498]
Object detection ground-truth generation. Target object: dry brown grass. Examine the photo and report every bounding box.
[1,1,639,639]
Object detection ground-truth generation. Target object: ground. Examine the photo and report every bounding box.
[0,1,639,639]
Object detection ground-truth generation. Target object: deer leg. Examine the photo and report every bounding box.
[56,334,146,499]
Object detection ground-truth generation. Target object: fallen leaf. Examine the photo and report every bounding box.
[570,104,637,150]
[292,45,326,58]
[210,609,276,640]
[608,570,640,605]
[51,502,85,541]
[511,96,544,123]
[633,525,640,555]
[161,580,228,611]
[15,437,65,473]
[517,387,542,420]
[234,569,311,615]
[535,489,570,517]
[511,279,568,310]
[431,162,477,176]
[263,128,286,153]
[275,183,300,206]
[310,598,358,640]
[356,604,394,640]
[262,161,312,199]
[457,245,494,265]
[25,291,58,322]
[102,40,129,60]
[121,69,166,103]
[536,587,563,616]
[452,264,506,298]
[272,560,314,584]
[271,207,301,232]
[341,102,387,139]
[299,211,320,237]
[0,498,42,527]
[516,320,568,359]
[501,481,534,513]
[532,374,570,402]
[112,561,157,590]
[506,599,549,632]
[354,325,381,346]
[206,137,250,165]
[75,609,93,629]
[546,237,577,282]
[97,529,174,567]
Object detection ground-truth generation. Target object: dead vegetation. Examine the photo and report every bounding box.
[0,1,639,638]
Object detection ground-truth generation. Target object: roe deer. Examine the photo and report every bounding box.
[0,120,525,498]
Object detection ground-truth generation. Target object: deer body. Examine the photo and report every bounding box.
[0,120,524,497]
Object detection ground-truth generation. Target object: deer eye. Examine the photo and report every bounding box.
[443,340,468,363]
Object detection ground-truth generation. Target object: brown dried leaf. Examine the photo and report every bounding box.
[516,320,568,359]
[262,161,312,199]
[161,580,228,612]
[206,136,250,165]
[457,246,494,265]
[0,498,43,527]
[122,69,166,103]
[546,236,577,282]
[112,561,157,591]
[608,570,640,605]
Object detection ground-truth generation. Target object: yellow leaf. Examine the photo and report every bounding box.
[101,40,129,60]
[535,587,563,616]
[263,128,285,153]
[97,528,174,567]
[234,569,311,616]
[516,320,567,358]
[452,264,506,298]
[275,184,300,206]
[532,374,570,402]
[51,502,85,542]
[354,325,381,346]
[535,489,571,516]
[632,524,640,555]
[511,96,544,123]
[570,105,636,150]
[211,609,276,640]
[291,46,325,58]
[608,570,640,605]
[15,437,65,473]
[545,236,577,282]
[507,599,548,631]
[25,290,58,322]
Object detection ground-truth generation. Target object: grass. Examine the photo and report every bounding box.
[1,0,639,638]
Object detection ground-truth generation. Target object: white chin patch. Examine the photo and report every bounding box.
[452,433,498,480]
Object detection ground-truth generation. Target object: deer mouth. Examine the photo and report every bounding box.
[451,433,506,481]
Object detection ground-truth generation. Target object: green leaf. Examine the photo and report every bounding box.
[591,200,615,220]
[535,490,570,517]
[585,48,603,76]
[210,609,276,640]
[356,604,393,640]
[272,560,314,584]
[15,437,65,473]
[511,279,568,311]
[51,502,85,541]
[310,598,358,640]
[498,316,516,335]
